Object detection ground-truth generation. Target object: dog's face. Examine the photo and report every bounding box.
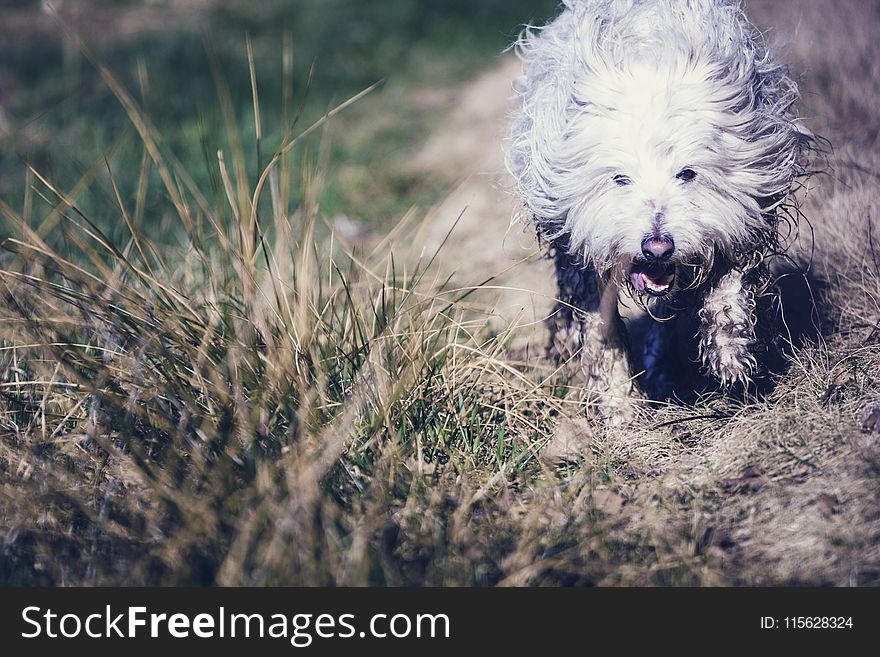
[506,2,812,301]
[559,62,768,299]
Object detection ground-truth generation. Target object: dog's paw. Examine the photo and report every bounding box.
[699,268,760,387]
[591,393,641,426]
[702,340,758,387]
[581,351,643,425]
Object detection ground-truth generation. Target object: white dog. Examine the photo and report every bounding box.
[506,0,815,416]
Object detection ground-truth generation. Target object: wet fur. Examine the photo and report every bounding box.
[507,0,816,417]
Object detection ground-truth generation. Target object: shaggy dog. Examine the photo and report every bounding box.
[506,0,815,418]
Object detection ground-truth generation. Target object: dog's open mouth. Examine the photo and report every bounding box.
[628,260,676,297]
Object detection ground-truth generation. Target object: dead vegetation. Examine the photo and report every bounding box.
[1,0,879,586]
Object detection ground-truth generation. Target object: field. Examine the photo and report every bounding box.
[1,0,879,586]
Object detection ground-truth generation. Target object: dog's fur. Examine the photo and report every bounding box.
[506,0,815,417]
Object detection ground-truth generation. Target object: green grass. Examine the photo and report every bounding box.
[0,0,558,241]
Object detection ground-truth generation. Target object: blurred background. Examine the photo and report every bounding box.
[0,0,557,241]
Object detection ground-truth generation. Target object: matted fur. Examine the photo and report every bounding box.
[506,0,816,409]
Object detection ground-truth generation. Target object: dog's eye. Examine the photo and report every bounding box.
[676,168,697,182]
[613,174,632,186]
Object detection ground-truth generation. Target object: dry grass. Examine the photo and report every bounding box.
[2,0,880,586]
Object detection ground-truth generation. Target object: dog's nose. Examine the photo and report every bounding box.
[641,236,675,260]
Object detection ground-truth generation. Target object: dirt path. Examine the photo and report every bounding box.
[410,56,555,352]
[0,1,217,47]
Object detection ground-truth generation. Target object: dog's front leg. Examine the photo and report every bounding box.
[699,266,763,386]
[548,251,638,422]
[583,281,640,420]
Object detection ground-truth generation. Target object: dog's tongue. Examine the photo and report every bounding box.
[629,261,675,294]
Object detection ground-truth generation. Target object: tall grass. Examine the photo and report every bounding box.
[0,43,572,585]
